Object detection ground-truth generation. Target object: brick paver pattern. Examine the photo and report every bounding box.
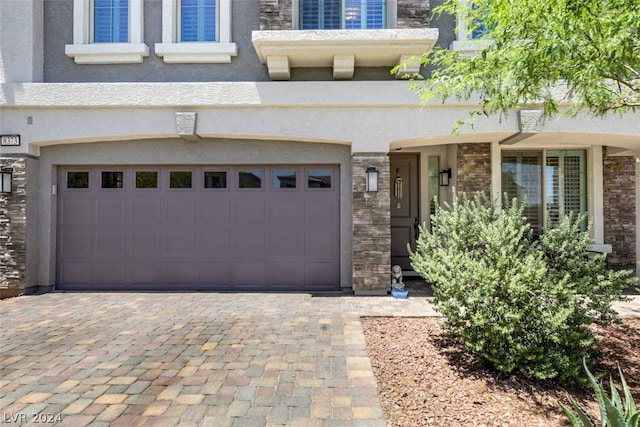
[1,292,638,426]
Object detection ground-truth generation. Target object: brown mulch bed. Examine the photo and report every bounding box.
[362,315,640,427]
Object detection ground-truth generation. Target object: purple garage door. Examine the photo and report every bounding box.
[56,166,340,291]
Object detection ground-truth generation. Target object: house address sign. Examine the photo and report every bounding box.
[0,135,20,146]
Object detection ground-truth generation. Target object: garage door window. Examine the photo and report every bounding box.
[170,171,193,189]
[136,171,158,189]
[308,170,332,188]
[204,171,227,189]
[67,171,89,189]
[239,169,262,189]
[273,170,297,189]
[101,171,124,189]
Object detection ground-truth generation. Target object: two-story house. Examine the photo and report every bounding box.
[1,0,638,298]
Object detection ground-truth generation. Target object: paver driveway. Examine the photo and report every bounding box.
[0,292,437,426]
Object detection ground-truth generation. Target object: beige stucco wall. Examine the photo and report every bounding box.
[3,82,640,156]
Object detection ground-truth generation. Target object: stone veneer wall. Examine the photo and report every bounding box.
[260,0,294,30]
[456,143,492,196]
[602,147,636,272]
[397,0,431,28]
[0,156,27,299]
[352,154,391,295]
[260,0,431,30]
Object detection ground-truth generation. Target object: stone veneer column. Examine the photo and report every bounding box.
[352,154,390,295]
[0,156,27,299]
[456,143,492,196]
[603,147,636,272]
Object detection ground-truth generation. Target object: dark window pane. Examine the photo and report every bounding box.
[308,170,332,188]
[204,171,227,189]
[136,171,158,189]
[238,170,262,189]
[170,171,192,189]
[273,170,296,189]
[67,171,89,189]
[101,171,124,189]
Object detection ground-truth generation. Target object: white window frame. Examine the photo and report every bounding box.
[450,0,492,58]
[155,0,237,64]
[65,0,149,64]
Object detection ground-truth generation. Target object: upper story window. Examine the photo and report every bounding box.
[155,0,238,63]
[451,0,492,57]
[180,0,216,42]
[468,2,489,40]
[65,0,149,64]
[299,0,387,30]
[94,0,129,43]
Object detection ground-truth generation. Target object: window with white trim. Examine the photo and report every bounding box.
[501,150,587,235]
[155,0,237,64]
[65,0,149,64]
[450,0,492,57]
[299,0,387,29]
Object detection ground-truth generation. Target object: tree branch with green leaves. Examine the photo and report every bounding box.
[408,0,640,128]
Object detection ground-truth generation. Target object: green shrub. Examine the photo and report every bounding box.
[560,359,640,427]
[410,191,636,385]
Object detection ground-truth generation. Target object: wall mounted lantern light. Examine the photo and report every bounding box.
[0,168,13,193]
[366,166,379,192]
[439,168,451,187]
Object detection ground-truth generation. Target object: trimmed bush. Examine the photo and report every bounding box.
[410,191,636,385]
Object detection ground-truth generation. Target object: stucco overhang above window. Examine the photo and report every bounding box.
[251,28,439,80]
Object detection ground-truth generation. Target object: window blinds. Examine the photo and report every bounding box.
[300,0,386,29]
[502,150,586,234]
[94,0,128,43]
[181,0,217,42]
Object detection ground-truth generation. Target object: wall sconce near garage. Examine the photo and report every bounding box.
[0,168,13,193]
[439,168,451,187]
[366,167,379,192]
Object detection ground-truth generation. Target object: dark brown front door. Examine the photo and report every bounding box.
[390,154,419,270]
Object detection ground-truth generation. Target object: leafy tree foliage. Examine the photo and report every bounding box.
[414,0,640,123]
[410,192,637,385]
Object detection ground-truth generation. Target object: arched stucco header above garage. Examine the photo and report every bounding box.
[3,81,640,156]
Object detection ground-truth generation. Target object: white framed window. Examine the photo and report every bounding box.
[501,150,587,235]
[450,0,492,57]
[155,0,237,64]
[297,0,388,30]
[65,0,149,64]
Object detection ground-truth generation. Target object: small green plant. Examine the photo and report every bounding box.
[410,191,636,385]
[561,359,639,427]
